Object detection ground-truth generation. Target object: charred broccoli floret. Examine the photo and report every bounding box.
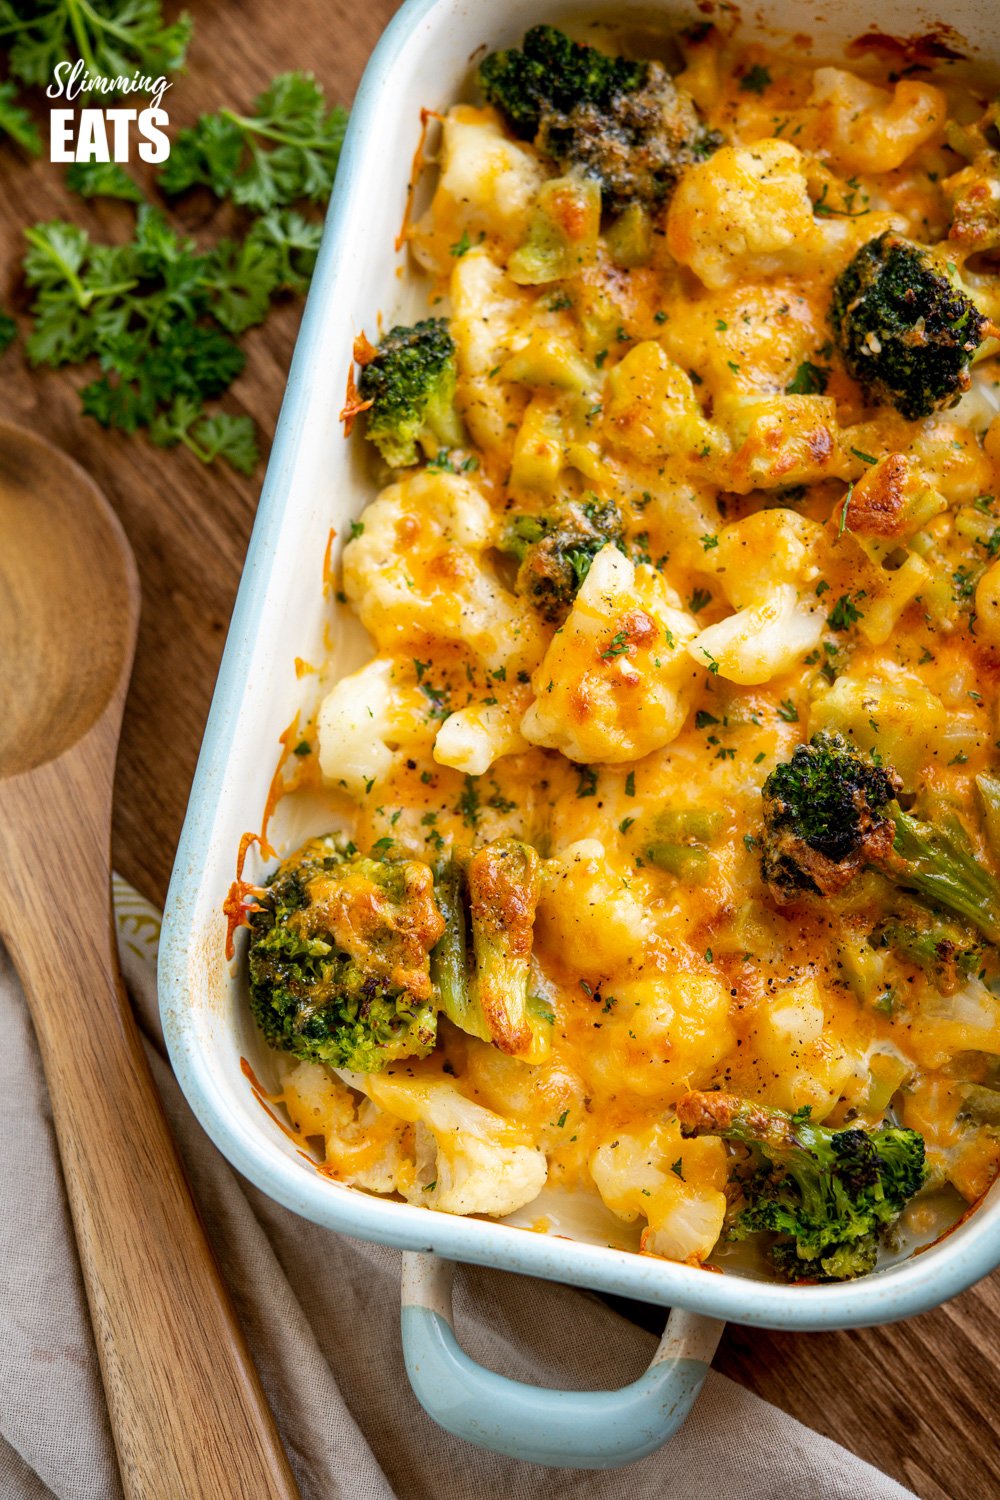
[761,732,902,898]
[248,836,444,1072]
[478,26,719,216]
[678,1092,927,1282]
[499,496,624,624]
[357,318,463,468]
[830,232,990,420]
[432,838,552,1062]
[761,733,1000,945]
[478,24,645,138]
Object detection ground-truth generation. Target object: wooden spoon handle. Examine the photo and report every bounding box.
[0,750,300,1500]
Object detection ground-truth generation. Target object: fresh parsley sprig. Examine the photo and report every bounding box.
[22,208,272,469]
[0,2,346,474]
[65,159,143,200]
[150,396,258,474]
[160,72,348,211]
[0,78,39,152]
[0,0,191,87]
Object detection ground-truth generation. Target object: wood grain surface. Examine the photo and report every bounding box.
[0,426,300,1498]
[0,3,996,1496]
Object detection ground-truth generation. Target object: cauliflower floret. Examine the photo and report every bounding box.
[433,697,529,775]
[906,978,1000,1073]
[281,1059,413,1194]
[537,839,652,977]
[590,1119,728,1263]
[582,973,736,1107]
[434,106,545,245]
[808,668,950,788]
[717,394,845,493]
[461,1043,588,1155]
[342,469,541,672]
[603,341,723,464]
[687,582,823,686]
[521,545,702,763]
[834,534,932,649]
[317,656,428,794]
[356,1073,547,1217]
[710,509,825,609]
[640,480,726,574]
[810,68,947,174]
[842,416,994,505]
[666,140,822,291]
[451,250,533,452]
[734,979,865,1121]
[977,558,1000,648]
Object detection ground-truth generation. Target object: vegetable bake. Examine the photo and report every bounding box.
[233,23,1000,1283]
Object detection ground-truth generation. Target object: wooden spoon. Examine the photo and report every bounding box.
[0,423,300,1500]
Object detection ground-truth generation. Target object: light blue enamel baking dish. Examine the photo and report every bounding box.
[160,0,1000,1467]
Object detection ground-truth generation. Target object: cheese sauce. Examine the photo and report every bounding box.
[262,25,1000,1273]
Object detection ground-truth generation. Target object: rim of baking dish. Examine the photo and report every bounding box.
[160,0,1000,1332]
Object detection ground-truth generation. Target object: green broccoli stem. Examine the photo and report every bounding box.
[430,859,490,1043]
[466,838,546,1059]
[976,773,1000,854]
[432,841,550,1062]
[959,1083,1000,1127]
[891,808,1000,946]
[642,808,722,883]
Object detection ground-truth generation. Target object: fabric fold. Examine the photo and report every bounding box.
[0,881,918,1500]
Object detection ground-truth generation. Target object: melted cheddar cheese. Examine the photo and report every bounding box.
[269,27,1000,1271]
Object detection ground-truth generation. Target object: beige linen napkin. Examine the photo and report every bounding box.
[0,879,919,1500]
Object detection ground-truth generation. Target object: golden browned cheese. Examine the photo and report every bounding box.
[277,31,1000,1265]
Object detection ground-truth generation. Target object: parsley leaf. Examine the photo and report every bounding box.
[458,776,480,828]
[739,64,772,94]
[21,210,262,466]
[827,593,864,631]
[4,0,192,89]
[246,209,323,294]
[0,79,40,155]
[150,396,258,474]
[65,160,143,202]
[161,72,349,211]
[785,359,830,395]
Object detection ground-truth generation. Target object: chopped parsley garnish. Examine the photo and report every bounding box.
[739,64,772,94]
[786,359,830,395]
[827,593,864,630]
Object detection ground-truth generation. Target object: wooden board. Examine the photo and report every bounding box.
[0,3,996,1493]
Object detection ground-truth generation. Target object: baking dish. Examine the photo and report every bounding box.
[160,0,1000,1467]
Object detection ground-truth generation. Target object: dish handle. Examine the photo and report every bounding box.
[400,1251,723,1469]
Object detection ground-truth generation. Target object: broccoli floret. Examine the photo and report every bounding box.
[678,1091,927,1282]
[761,734,1000,945]
[876,914,982,994]
[478,25,645,138]
[499,496,624,624]
[248,836,444,1072]
[357,318,463,468]
[479,26,719,216]
[432,838,552,1062]
[830,232,990,421]
[761,732,902,899]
